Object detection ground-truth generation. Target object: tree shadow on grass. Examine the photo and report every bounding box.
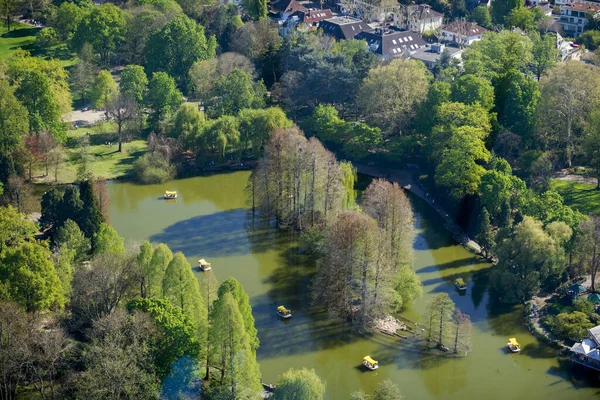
[2,27,40,38]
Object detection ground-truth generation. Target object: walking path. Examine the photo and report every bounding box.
[355,164,482,254]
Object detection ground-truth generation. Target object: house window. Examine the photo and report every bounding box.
[392,48,397,53]
[393,39,397,44]
[578,26,583,32]
[570,17,574,22]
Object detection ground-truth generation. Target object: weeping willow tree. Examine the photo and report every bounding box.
[248,127,351,230]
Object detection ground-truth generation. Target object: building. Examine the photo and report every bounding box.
[275,8,333,36]
[555,0,599,7]
[440,20,487,46]
[570,326,600,371]
[559,2,600,37]
[269,0,307,21]
[355,27,426,59]
[403,4,444,33]
[411,43,464,68]
[298,9,334,28]
[320,16,371,40]
[466,0,491,10]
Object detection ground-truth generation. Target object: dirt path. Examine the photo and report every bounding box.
[63,109,107,127]
[554,168,598,186]
[355,164,482,254]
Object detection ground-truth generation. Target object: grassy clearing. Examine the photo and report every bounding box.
[33,122,148,184]
[550,179,600,216]
[0,22,40,60]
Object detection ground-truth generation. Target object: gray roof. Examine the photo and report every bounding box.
[589,326,600,345]
[320,17,371,40]
[406,4,443,20]
[410,45,463,66]
[355,27,426,59]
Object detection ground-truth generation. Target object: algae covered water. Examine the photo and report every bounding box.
[109,171,598,399]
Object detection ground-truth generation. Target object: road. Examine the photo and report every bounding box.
[355,164,482,254]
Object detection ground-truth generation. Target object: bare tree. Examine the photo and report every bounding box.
[451,309,472,355]
[105,91,138,153]
[0,302,31,400]
[47,146,65,183]
[423,293,455,350]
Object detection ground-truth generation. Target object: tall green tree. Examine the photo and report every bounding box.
[475,208,495,258]
[144,14,216,88]
[241,0,267,20]
[0,79,28,153]
[216,278,259,353]
[0,241,65,311]
[15,69,62,134]
[78,179,105,238]
[93,223,125,255]
[423,293,455,349]
[150,243,173,297]
[71,3,127,64]
[207,69,266,118]
[272,368,326,400]
[89,70,117,109]
[450,74,494,111]
[584,111,600,188]
[472,6,492,28]
[530,31,556,81]
[120,64,148,103]
[490,0,521,24]
[55,218,90,263]
[146,72,183,128]
[207,292,262,399]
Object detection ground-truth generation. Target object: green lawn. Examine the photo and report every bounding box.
[0,22,40,60]
[33,122,148,184]
[550,179,600,216]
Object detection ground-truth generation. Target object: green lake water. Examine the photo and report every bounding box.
[109,171,600,399]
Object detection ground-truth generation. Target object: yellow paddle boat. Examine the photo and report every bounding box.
[507,337,520,353]
[362,356,379,371]
[198,259,211,271]
[455,278,467,291]
[277,305,292,319]
[164,190,177,199]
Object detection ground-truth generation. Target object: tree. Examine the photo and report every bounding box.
[71,3,127,64]
[423,293,455,349]
[89,70,117,109]
[0,241,65,311]
[120,64,148,103]
[0,302,32,400]
[575,216,600,292]
[472,6,491,28]
[577,30,600,51]
[506,7,535,30]
[73,310,160,399]
[500,72,540,145]
[530,31,556,81]
[450,74,494,111]
[272,368,325,400]
[584,111,600,188]
[198,116,240,160]
[207,292,262,399]
[146,72,183,128]
[491,217,569,303]
[490,0,520,24]
[237,107,290,156]
[356,59,431,134]
[15,69,62,134]
[0,0,21,31]
[371,380,403,400]
[216,278,259,353]
[241,0,267,20]
[127,298,201,379]
[92,223,124,255]
[554,311,594,341]
[0,205,37,254]
[36,27,60,50]
[55,218,90,263]
[207,69,266,118]
[0,80,28,158]
[451,309,472,355]
[475,208,495,258]
[51,1,87,40]
[162,252,206,336]
[434,126,490,202]
[144,14,216,88]
[78,179,106,239]
[537,62,600,167]
[71,43,97,105]
[106,91,138,152]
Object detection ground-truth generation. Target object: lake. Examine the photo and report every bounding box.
[109,171,599,399]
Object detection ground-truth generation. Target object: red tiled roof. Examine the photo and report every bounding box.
[563,2,600,12]
[300,9,333,24]
[442,20,487,35]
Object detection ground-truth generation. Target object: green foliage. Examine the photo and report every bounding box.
[198,115,240,160]
[172,103,205,151]
[36,27,59,50]
[133,152,176,184]
[208,69,266,118]
[127,298,202,378]
[55,218,90,263]
[0,205,37,254]
[0,80,28,155]
[78,179,106,239]
[149,243,173,298]
[479,170,525,219]
[0,241,65,311]
[340,161,357,209]
[500,72,539,144]
[301,104,349,144]
[241,0,267,20]
[371,380,403,400]
[93,222,125,255]
[343,123,383,160]
[237,107,291,156]
[553,311,594,341]
[530,32,556,81]
[491,217,569,303]
[89,70,117,109]
[451,74,494,110]
[144,14,216,88]
[146,72,183,127]
[71,3,127,64]
[120,65,148,102]
[490,0,521,24]
[577,30,600,50]
[272,368,326,400]
[506,7,535,30]
[215,277,259,352]
[162,252,206,336]
[472,6,492,28]
[51,1,87,40]
[475,208,495,257]
[15,69,62,134]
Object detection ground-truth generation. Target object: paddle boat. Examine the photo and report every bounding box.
[164,190,177,199]
[362,356,379,371]
[455,278,467,292]
[277,305,292,319]
[507,337,521,353]
[198,259,211,271]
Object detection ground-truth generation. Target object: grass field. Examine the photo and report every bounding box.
[33,122,148,184]
[550,179,600,216]
[0,22,40,60]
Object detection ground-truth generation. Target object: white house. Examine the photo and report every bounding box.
[555,0,599,7]
[559,2,600,37]
[440,21,487,46]
[403,4,444,34]
[570,326,600,371]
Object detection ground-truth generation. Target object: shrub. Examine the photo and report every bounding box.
[133,152,175,184]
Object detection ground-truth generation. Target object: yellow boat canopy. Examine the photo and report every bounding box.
[509,338,520,346]
[198,259,211,266]
[165,191,177,195]
[456,278,466,286]
[363,356,378,365]
[277,305,291,314]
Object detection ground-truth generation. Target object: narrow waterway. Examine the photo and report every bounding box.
[109,171,599,399]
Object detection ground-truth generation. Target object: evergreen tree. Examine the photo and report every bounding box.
[150,243,173,298]
[78,179,105,239]
[137,241,155,298]
[216,278,259,353]
[162,253,206,339]
[207,292,262,399]
[475,208,495,258]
